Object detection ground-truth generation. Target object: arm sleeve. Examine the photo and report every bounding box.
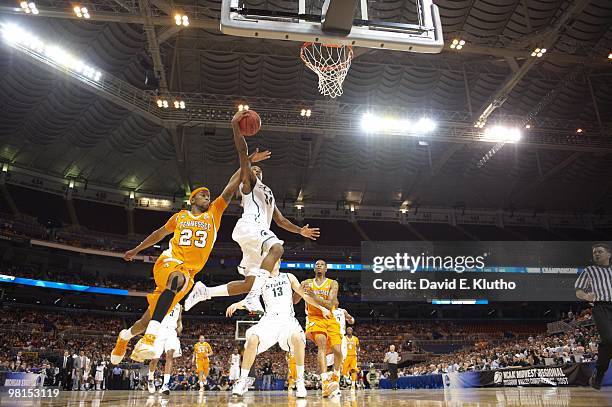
[164,213,179,232]
[575,267,592,291]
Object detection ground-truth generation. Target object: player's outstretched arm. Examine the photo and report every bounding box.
[231,110,258,194]
[288,274,331,316]
[292,280,309,304]
[220,149,271,204]
[344,309,355,325]
[272,206,320,240]
[225,299,247,318]
[123,226,172,261]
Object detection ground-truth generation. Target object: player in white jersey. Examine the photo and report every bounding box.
[225,261,331,398]
[185,110,319,313]
[326,308,354,371]
[229,348,241,384]
[147,303,182,395]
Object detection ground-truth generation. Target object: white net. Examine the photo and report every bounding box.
[300,42,353,98]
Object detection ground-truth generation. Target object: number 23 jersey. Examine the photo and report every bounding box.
[161,197,228,276]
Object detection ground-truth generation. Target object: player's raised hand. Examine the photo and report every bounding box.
[249,148,271,163]
[123,249,139,261]
[231,109,250,126]
[300,224,320,240]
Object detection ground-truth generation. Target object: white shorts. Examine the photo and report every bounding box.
[233,220,284,277]
[245,316,304,354]
[95,371,104,381]
[153,328,182,359]
[229,365,240,381]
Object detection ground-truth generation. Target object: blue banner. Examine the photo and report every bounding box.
[3,372,44,388]
[0,274,128,296]
[280,263,581,274]
[281,262,362,271]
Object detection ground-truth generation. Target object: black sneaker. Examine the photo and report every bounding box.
[589,372,603,390]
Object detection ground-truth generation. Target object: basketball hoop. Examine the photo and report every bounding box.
[300,42,353,99]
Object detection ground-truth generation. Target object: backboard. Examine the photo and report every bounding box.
[235,320,258,341]
[220,0,444,53]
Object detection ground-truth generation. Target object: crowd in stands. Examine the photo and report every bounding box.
[400,325,598,377]
[0,305,594,391]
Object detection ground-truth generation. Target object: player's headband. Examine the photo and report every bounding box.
[189,187,210,202]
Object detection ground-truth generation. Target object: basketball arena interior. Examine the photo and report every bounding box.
[0,0,611,406]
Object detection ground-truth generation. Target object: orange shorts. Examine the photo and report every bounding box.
[147,257,194,317]
[196,358,209,375]
[342,355,358,376]
[305,317,342,348]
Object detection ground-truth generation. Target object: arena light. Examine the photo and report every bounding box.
[473,120,486,128]
[1,24,102,82]
[481,126,522,143]
[530,47,547,58]
[73,6,91,19]
[415,118,436,132]
[525,124,531,129]
[238,104,249,111]
[449,38,465,50]
[68,180,75,189]
[175,14,189,26]
[156,98,169,108]
[2,163,7,172]
[20,1,39,14]
[608,52,612,60]
[300,108,312,117]
[576,128,583,134]
[360,113,436,135]
[295,203,304,210]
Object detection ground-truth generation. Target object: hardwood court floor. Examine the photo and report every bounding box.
[1,388,612,407]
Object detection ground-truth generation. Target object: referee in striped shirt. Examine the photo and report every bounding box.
[575,242,612,390]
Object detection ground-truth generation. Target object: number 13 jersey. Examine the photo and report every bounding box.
[261,273,295,318]
[161,197,228,276]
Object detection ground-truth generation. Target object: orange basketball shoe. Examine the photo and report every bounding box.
[110,332,129,365]
[131,334,156,361]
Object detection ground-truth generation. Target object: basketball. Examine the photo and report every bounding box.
[238,110,261,137]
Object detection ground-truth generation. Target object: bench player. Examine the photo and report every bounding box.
[343,326,360,390]
[193,335,213,392]
[294,259,343,397]
[109,128,270,364]
[225,261,331,398]
[147,303,182,395]
[229,348,241,385]
[185,110,320,313]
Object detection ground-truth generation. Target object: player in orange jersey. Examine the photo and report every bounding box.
[294,259,342,397]
[343,326,360,389]
[192,335,213,391]
[109,144,270,364]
